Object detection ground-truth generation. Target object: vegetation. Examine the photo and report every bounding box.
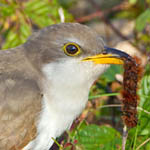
[0,0,72,49]
[0,0,149,149]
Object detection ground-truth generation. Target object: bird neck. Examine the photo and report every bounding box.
[33,60,95,148]
[31,81,91,150]
[41,59,107,124]
[28,58,107,149]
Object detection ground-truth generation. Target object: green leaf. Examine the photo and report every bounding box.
[140,129,150,136]
[139,75,150,107]
[129,0,137,4]
[135,9,150,31]
[2,31,18,49]
[2,21,31,49]
[25,0,46,11]
[30,15,55,27]
[75,125,121,150]
[20,22,31,39]
[69,121,87,140]
[0,3,15,16]
[1,0,73,50]
[127,75,150,149]
[24,0,73,28]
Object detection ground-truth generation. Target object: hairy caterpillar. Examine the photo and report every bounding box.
[121,56,143,128]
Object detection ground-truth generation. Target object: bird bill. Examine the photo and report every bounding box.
[82,47,132,65]
[82,53,124,65]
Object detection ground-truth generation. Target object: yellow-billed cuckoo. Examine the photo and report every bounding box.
[0,23,130,150]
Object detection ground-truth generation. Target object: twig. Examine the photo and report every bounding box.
[76,2,126,23]
[137,106,150,115]
[136,138,150,150]
[88,92,119,100]
[87,0,136,48]
[104,19,131,41]
[76,0,137,49]
[76,11,103,23]
[58,7,65,23]
[96,104,150,116]
[122,126,128,150]
[98,104,122,109]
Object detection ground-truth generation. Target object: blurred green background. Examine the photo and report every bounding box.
[0,0,150,150]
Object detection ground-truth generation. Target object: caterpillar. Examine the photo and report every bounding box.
[121,56,143,128]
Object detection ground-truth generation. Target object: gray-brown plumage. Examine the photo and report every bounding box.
[0,23,125,150]
[0,47,42,149]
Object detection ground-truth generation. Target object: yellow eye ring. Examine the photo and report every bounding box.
[63,43,81,56]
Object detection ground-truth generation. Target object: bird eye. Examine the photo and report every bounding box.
[63,43,81,56]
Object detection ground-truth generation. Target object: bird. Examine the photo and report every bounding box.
[0,23,129,150]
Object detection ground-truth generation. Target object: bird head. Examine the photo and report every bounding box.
[24,23,129,86]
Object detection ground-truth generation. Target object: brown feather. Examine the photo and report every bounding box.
[0,47,42,150]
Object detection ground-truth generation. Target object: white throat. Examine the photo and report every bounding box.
[25,58,108,150]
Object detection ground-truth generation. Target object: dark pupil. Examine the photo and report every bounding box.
[66,45,78,54]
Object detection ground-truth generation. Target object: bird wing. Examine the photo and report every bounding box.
[0,51,43,150]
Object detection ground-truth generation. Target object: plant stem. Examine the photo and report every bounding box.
[122,126,128,150]
[51,137,63,150]
[88,93,119,99]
